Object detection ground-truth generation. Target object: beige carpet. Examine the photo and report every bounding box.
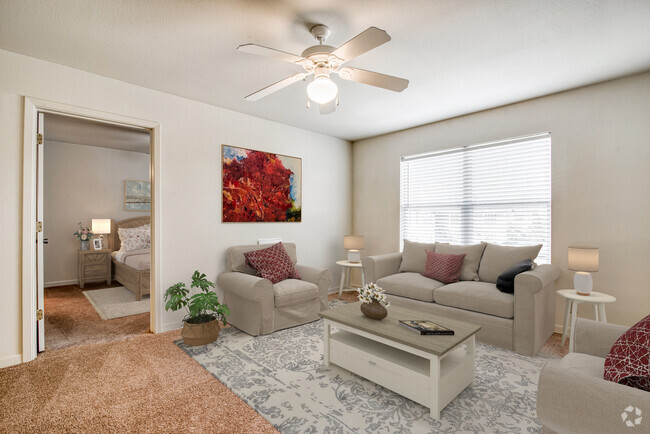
[83,286,150,320]
[44,283,149,351]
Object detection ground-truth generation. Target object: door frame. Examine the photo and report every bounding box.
[21,97,163,362]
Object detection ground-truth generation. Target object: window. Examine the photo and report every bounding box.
[400,133,551,263]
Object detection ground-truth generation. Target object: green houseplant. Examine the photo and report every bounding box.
[164,270,230,346]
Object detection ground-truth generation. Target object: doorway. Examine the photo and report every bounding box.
[22,98,162,362]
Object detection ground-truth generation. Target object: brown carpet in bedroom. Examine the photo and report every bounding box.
[44,283,150,350]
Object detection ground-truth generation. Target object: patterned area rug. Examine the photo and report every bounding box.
[179,303,557,433]
[82,286,149,320]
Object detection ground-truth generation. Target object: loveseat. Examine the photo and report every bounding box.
[217,243,332,336]
[537,319,650,433]
[362,241,561,356]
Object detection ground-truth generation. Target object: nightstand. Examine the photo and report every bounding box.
[78,249,111,288]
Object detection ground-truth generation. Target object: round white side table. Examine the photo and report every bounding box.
[556,289,616,353]
[336,260,365,298]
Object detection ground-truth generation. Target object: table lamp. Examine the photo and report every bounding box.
[92,219,111,249]
[344,235,364,263]
[568,246,599,296]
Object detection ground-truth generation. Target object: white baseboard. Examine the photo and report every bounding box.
[554,323,566,334]
[327,285,360,294]
[45,279,78,288]
[161,321,183,333]
[0,354,22,368]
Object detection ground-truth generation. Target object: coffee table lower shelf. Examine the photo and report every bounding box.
[323,320,475,419]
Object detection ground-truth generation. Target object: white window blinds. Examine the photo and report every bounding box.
[400,133,551,264]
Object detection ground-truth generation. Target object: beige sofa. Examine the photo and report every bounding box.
[537,319,650,433]
[217,243,332,336]
[362,241,561,356]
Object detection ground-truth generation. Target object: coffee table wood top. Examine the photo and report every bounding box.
[320,302,481,357]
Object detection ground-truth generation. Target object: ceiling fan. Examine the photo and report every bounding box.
[237,25,409,114]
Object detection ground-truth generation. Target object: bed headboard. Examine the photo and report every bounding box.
[110,216,151,252]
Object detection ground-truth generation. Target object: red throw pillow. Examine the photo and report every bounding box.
[422,250,466,284]
[604,314,650,391]
[243,242,301,284]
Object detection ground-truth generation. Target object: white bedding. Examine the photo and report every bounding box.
[112,248,151,271]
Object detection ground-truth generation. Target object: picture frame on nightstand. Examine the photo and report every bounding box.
[93,238,102,250]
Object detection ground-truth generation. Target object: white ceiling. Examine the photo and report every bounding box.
[44,113,151,154]
[2,0,650,141]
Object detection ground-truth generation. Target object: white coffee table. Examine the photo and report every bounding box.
[320,302,481,419]
[556,289,616,352]
[336,260,365,298]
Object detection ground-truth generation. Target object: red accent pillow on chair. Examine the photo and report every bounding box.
[421,250,466,284]
[604,314,650,391]
[243,242,301,284]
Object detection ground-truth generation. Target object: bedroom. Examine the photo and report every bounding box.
[41,113,153,350]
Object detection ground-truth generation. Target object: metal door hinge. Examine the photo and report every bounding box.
[36,221,43,232]
[37,133,43,145]
[36,309,44,321]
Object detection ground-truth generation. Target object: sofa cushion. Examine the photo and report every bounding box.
[228,243,298,275]
[273,279,319,308]
[244,242,301,284]
[433,281,514,318]
[398,240,436,273]
[560,353,606,379]
[496,259,534,293]
[478,243,542,283]
[422,250,466,283]
[377,272,445,302]
[604,314,650,391]
[435,242,487,281]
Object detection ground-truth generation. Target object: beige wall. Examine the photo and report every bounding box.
[43,141,150,286]
[352,72,650,329]
[0,49,351,367]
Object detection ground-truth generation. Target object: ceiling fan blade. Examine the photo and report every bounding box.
[237,43,306,64]
[338,67,409,92]
[330,27,391,62]
[244,73,308,101]
[319,99,337,115]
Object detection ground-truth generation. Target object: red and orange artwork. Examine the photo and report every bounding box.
[222,145,302,222]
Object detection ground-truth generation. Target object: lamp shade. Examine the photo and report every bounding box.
[344,235,364,250]
[92,219,111,235]
[307,76,338,104]
[568,246,598,272]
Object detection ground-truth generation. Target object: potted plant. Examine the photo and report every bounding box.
[358,282,390,320]
[164,270,230,346]
[73,222,94,250]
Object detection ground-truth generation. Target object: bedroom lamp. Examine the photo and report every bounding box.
[92,219,111,249]
[568,246,599,296]
[344,235,364,263]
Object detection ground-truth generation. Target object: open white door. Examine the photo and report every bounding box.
[36,112,45,352]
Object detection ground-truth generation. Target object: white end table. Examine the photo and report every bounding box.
[336,260,365,298]
[556,289,616,352]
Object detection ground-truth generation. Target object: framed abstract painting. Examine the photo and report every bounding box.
[124,180,151,211]
[222,145,302,222]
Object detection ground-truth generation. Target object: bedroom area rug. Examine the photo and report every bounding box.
[83,286,150,320]
[179,303,558,433]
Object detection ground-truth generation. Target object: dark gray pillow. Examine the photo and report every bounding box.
[496,260,533,293]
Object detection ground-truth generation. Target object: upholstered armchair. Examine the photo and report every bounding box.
[217,243,332,336]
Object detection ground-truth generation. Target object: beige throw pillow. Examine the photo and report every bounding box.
[398,240,435,274]
[435,242,487,281]
[478,243,543,283]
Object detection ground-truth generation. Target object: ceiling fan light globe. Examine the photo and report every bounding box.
[307,77,338,104]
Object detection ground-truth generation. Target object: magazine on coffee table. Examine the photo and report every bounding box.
[399,319,455,335]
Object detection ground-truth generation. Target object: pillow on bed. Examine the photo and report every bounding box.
[118,224,150,252]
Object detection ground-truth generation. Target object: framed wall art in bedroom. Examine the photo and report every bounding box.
[222,144,301,222]
[124,180,151,211]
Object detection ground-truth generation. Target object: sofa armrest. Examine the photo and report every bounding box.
[574,318,628,358]
[514,264,561,295]
[362,253,402,283]
[295,264,332,297]
[537,363,650,433]
[217,271,274,304]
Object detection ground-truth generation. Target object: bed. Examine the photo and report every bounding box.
[110,216,151,300]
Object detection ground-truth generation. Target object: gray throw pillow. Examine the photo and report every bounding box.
[478,243,542,283]
[434,242,487,281]
[398,240,435,274]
